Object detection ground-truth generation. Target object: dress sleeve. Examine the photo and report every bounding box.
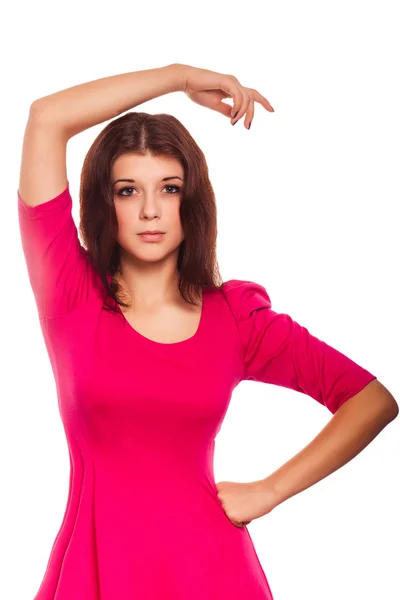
[17,181,103,321]
[221,279,377,414]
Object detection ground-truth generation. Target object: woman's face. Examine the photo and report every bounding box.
[111,152,185,265]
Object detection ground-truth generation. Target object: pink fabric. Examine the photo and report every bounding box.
[18,182,377,600]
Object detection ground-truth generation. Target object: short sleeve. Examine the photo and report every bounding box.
[221,279,377,414]
[17,182,103,321]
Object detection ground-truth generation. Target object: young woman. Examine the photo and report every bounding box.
[18,63,398,600]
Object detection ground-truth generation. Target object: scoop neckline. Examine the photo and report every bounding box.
[111,283,208,347]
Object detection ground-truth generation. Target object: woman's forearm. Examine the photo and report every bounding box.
[31,63,186,138]
[264,378,398,510]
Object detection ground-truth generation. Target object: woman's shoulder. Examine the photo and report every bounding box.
[218,279,272,321]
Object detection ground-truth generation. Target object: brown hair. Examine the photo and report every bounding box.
[78,111,223,313]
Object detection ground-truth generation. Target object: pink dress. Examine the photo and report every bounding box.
[18,182,377,600]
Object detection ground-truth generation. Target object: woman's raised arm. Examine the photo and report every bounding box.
[19,63,185,207]
[17,64,187,320]
[30,63,186,140]
[18,111,69,207]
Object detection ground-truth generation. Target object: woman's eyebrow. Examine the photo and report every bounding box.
[112,176,184,186]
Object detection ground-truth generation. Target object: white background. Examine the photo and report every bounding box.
[1,0,399,599]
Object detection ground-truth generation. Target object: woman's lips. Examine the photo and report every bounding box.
[138,233,166,242]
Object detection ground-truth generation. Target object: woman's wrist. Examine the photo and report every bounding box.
[170,63,189,93]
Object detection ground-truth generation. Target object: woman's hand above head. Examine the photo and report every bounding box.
[178,64,274,129]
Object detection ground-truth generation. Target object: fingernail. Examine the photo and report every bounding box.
[248,121,252,130]
[233,111,238,119]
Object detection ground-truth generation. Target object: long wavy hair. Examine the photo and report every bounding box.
[78,111,223,313]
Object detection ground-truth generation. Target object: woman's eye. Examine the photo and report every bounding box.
[117,187,134,196]
[118,185,181,196]
[165,185,181,194]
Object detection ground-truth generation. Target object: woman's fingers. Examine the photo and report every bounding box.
[244,99,255,129]
[218,75,245,119]
[231,88,244,120]
[250,88,274,112]
[231,87,274,128]
[184,67,274,127]
[232,93,253,127]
